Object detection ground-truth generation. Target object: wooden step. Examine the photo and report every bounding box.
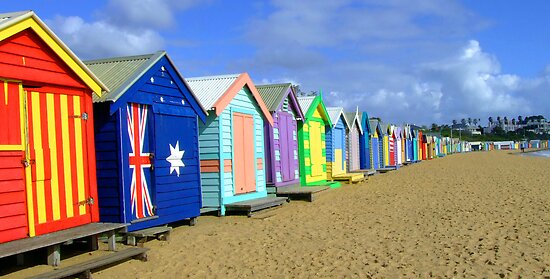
[225,197,288,217]
[125,226,172,246]
[276,185,329,202]
[28,248,148,279]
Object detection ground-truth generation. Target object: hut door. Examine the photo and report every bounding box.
[309,121,323,177]
[125,103,156,221]
[334,127,344,175]
[279,114,294,182]
[26,89,93,235]
[0,81,28,242]
[233,113,256,194]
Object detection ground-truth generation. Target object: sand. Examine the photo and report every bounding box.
[6,151,550,278]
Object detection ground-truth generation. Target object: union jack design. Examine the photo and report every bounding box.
[127,103,154,219]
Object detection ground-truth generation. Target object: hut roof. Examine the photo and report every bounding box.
[326,107,350,128]
[256,83,304,120]
[186,73,273,125]
[297,94,332,126]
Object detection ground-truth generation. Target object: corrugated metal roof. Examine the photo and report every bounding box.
[85,52,162,103]
[326,107,349,128]
[345,112,356,126]
[297,96,315,114]
[186,74,240,110]
[0,11,30,25]
[256,83,291,112]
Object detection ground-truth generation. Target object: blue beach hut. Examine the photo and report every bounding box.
[88,51,207,231]
[359,112,372,170]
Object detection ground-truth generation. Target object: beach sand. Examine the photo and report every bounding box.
[7,151,550,278]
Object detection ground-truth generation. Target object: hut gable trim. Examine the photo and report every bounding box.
[345,108,363,135]
[187,73,273,125]
[297,94,332,126]
[0,11,107,96]
[326,107,350,129]
[256,83,304,120]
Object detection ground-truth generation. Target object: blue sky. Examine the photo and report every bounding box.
[5,0,550,125]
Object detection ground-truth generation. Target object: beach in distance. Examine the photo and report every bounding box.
[11,150,549,278]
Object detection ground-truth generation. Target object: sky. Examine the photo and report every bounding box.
[5,0,550,126]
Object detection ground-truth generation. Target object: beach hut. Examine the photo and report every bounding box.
[359,112,372,170]
[369,119,384,169]
[296,95,338,187]
[345,109,363,172]
[87,51,207,231]
[395,126,403,165]
[0,11,108,243]
[325,107,364,183]
[256,83,304,189]
[404,125,414,162]
[186,73,274,215]
[385,124,397,167]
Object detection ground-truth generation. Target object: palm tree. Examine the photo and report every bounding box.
[504,116,509,125]
[467,117,472,125]
[488,117,493,126]
[473,118,478,125]
[518,115,523,124]
[461,118,466,125]
[497,116,502,125]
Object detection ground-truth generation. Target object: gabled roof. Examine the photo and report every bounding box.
[361,112,372,135]
[0,11,107,96]
[326,107,350,129]
[187,73,273,125]
[256,83,304,120]
[85,51,207,122]
[345,108,363,135]
[369,119,382,135]
[297,94,332,126]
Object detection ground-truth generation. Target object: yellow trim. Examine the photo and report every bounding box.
[3,81,7,105]
[59,94,74,218]
[22,89,35,236]
[0,17,102,95]
[73,96,86,215]
[30,91,46,223]
[46,93,60,220]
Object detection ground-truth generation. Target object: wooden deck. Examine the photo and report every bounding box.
[350,169,376,176]
[225,196,289,217]
[377,167,397,173]
[331,172,366,184]
[28,247,148,279]
[0,223,127,262]
[275,185,329,202]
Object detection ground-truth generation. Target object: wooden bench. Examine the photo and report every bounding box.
[125,226,172,246]
[28,248,148,279]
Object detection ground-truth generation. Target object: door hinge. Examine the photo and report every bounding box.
[70,112,88,120]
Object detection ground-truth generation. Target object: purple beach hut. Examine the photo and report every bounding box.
[256,83,305,190]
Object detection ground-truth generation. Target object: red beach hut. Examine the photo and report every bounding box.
[0,11,107,243]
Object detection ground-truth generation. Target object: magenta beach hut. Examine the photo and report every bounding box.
[256,83,304,190]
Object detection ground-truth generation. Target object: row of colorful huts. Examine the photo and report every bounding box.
[0,11,546,249]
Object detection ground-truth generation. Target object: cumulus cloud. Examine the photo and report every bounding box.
[246,1,549,125]
[46,0,201,59]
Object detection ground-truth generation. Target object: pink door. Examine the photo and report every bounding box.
[233,113,256,194]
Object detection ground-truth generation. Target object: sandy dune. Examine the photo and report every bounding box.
[7,151,550,278]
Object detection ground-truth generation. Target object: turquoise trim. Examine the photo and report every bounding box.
[223,190,268,205]
[218,112,225,215]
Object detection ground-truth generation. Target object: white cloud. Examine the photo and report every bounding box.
[48,16,164,59]
[46,0,201,59]
[246,1,550,125]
